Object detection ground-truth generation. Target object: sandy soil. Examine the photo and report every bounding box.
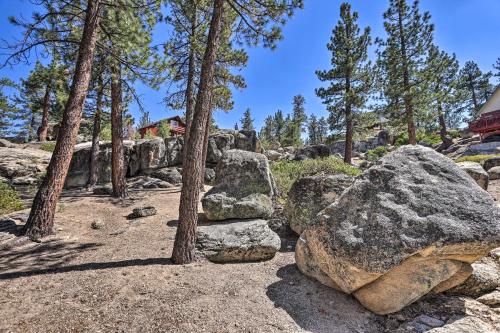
[0,181,499,333]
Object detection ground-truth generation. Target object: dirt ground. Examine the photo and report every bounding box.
[0,181,499,333]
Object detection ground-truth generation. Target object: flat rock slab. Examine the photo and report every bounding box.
[197,219,281,263]
[128,206,157,219]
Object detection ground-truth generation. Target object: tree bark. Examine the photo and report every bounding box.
[437,102,452,149]
[397,0,416,145]
[22,0,101,240]
[111,63,127,198]
[37,82,51,142]
[199,109,212,192]
[172,0,225,264]
[182,1,198,164]
[88,73,104,187]
[469,79,479,115]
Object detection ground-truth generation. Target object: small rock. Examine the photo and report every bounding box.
[91,220,105,230]
[196,219,280,263]
[93,186,113,195]
[128,206,157,219]
[483,156,500,171]
[488,166,500,181]
[416,315,445,328]
[457,161,489,190]
[476,289,500,306]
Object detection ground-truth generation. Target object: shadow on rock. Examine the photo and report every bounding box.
[266,264,385,333]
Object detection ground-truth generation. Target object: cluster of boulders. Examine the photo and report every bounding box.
[264,130,391,162]
[289,146,500,315]
[64,129,258,189]
[457,156,500,190]
[196,149,281,263]
[441,133,500,159]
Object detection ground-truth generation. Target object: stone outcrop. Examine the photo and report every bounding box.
[284,174,354,235]
[294,144,331,161]
[488,166,500,181]
[483,156,500,171]
[196,219,281,262]
[0,146,51,188]
[296,145,500,315]
[457,161,489,190]
[202,150,275,220]
[65,130,259,189]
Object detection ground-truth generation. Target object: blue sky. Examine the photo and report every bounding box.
[1,0,499,131]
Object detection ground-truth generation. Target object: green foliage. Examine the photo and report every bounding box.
[156,120,171,138]
[307,114,328,145]
[455,154,500,164]
[394,131,442,147]
[39,141,56,152]
[448,129,461,138]
[376,0,435,137]
[0,182,24,215]
[459,61,494,119]
[0,78,18,137]
[316,3,372,139]
[365,146,388,162]
[271,157,361,201]
[494,58,500,83]
[240,108,254,131]
[100,125,112,141]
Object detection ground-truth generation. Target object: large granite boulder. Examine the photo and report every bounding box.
[294,144,331,161]
[456,161,489,190]
[284,174,354,235]
[0,147,50,188]
[296,145,500,315]
[151,167,182,185]
[196,219,280,262]
[202,150,275,220]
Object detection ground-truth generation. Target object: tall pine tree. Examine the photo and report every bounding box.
[459,61,493,119]
[240,108,254,130]
[316,3,371,163]
[377,0,434,145]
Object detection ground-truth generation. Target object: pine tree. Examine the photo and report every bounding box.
[425,45,464,148]
[240,108,254,130]
[138,111,151,129]
[258,115,275,144]
[376,0,434,145]
[290,95,307,146]
[172,0,303,264]
[307,114,319,145]
[273,110,286,144]
[494,58,500,83]
[0,78,18,137]
[459,61,493,119]
[317,116,329,143]
[316,3,372,163]
[19,0,102,239]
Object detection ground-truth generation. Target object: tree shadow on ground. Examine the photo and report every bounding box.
[266,264,385,333]
[267,264,469,333]
[0,238,172,280]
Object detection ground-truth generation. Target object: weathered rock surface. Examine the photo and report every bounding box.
[202,150,275,220]
[457,161,489,190]
[296,145,500,315]
[196,219,280,262]
[294,144,331,161]
[151,167,182,185]
[0,147,50,188]
[0,138,16,148]
[487,166,500,181]
[448,250,500,297]
[483,156,500,171]
[284,174,354,235]
[128,206,157,219]
[66,130,259,189]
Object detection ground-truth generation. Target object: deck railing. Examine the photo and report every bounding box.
[469,110,500,134]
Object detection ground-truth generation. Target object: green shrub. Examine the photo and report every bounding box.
[100,125,112,141]
[394,131,442,147]
[40,142,56,152]
[448,129,461,139]
[455,154,500,164]
[157,120,171,138]
[365,146,388,162]
[0,182,24,215]
[271,157,361,203]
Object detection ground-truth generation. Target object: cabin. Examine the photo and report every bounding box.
[138,116,186,139]
[470,86,500,142]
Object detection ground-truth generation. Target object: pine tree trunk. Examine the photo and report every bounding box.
[37,82,51,142]
[470,80,479,115]
[172,0,225,264]
[111,63,127,198]
[437,102,452,149]
[397,0,416,145]
[344,107,353,164]
[88,74,104,187]
[199,110,212,192]
[182,3,198,164]
[22,0,101,240]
